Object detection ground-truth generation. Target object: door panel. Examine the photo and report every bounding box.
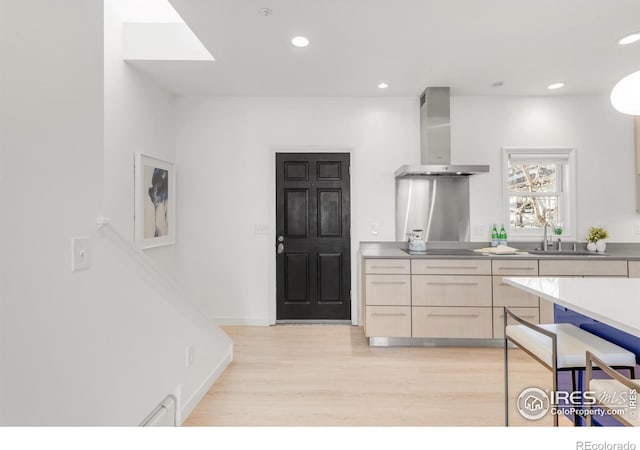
[284,162,308,180]
[284,190,309,237]
[317,161,342,180]
[318,253,342,302]
[318,190,341,237]
[284,253,309,302]
[276,153,351,320]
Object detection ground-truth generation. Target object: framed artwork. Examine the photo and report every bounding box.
[135,153,175,249]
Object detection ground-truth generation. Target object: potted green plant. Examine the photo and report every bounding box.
[586,226,609,252]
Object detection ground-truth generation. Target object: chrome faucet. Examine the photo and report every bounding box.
[542,221,553,251]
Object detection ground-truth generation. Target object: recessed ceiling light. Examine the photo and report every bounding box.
[619,32,640,45]
[547,82,565,90]
[378,82,389,89]
[291,36,309,47]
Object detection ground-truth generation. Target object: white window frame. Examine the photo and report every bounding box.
[502,147,576,240]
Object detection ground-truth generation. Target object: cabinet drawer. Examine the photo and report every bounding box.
[411,259,491,275]
[365,275,411,306]
[539,260,628,276]
[492,277,539,307]
[412,307,492,339]
[629,261,640,278]
[365,259,410,274]
[492,259,539,276]
[365,306,411,337]
[412,275,492,307]
[493,307,539,339]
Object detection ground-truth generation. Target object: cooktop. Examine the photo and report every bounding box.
[400,248,477,256]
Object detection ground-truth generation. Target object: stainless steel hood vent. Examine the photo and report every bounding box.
[395,87,489,177]
[395,86,489,241]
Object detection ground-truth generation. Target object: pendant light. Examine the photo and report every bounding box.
[610,70,640,115]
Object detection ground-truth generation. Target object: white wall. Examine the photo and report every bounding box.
[452,96,637,243]
[104,0,177,272]
[0,0,231,425]
[175,95,635,326]
[175,97,419,324]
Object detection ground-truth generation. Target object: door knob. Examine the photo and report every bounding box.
[278,236,284,242]
[277,243,284,254]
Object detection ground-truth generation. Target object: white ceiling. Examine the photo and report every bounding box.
[128,0,640,97]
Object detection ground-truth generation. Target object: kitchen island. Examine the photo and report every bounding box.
[503,277,640,338]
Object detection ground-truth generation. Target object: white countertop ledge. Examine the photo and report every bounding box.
[503,277,640,338]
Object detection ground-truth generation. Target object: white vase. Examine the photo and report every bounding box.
[587,242,597,252]
[595,240,607,252]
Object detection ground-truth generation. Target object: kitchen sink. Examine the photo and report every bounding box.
[527,249,606,257]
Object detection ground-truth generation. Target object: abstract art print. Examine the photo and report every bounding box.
[135,153,175,249]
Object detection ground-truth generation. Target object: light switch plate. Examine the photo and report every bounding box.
[370,223,379,236]
[71,237,91,272]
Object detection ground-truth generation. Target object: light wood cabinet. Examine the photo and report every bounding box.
[491,260,540,334]
[411,259,491,275]
[539,299,555,323]
[363,254,636,342]
[492,307,539,339]
[491,259,538,276]
[364,275,411,306]
[365,259,410,275]
[412,275,491,307]
[364,260,411,336]
[365,306,411,337]
[410,259,492,338]
[492,277,540,308]
[629,261,640,278]
[539,260,627,276]
[413,307,493,339]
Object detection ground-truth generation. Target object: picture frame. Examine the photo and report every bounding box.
[134,153,175,249]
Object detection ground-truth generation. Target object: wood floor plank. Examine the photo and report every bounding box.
[184,325,567,426]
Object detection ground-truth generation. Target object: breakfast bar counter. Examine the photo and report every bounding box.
[503,277,640,338]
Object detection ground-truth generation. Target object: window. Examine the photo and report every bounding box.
[503,148,576,239]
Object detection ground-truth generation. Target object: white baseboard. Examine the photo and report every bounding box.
[179,342,234,424]
[210,316,272,326]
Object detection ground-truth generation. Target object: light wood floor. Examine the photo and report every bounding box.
[185,325,566,426]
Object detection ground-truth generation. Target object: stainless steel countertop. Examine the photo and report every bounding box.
[359,241,640,260]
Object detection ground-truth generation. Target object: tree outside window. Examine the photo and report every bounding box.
[503,149,575,238]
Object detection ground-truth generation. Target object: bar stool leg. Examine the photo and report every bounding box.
[504,307,509,426]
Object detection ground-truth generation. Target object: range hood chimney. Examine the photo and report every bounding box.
[394,87,489,241]
[395,87,489,177]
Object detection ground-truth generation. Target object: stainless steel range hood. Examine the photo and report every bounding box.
[395,87,489,241]
[395,87,489,177]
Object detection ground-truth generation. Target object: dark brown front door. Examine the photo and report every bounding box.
[276,153,351,320]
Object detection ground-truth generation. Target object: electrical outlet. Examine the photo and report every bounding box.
[254,224,269,235]
[186,345,195,368]
[634,224,640,235]
[472,224,486,236]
